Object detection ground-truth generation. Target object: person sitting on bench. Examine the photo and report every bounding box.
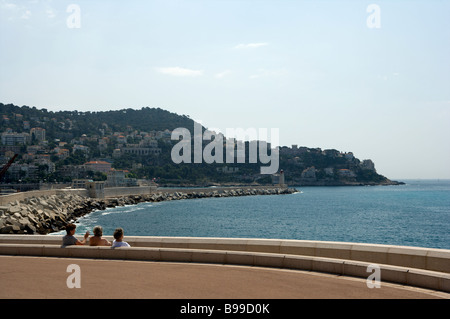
[89,225,111,246]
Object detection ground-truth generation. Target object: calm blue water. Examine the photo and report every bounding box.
[65,180,450,249]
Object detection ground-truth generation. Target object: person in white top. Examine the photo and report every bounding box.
[112,227,131,248]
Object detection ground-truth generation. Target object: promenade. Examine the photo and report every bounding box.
[1,255,447,299]
[1,235,449,301]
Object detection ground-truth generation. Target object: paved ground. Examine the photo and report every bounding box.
[1,255,448,300]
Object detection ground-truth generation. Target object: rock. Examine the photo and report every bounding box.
[11,224,21,233]
[1,225,14,234]
[8,206,21,214]
[39,199,48,207]
[0,206,10,217]
[20,208,30,217]
[24,223,36,234]
[18,217,30,226]
[27,214,39,225]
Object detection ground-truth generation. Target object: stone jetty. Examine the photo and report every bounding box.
[0,187,297,235]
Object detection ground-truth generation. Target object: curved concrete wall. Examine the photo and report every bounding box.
[1,235,449,273]
[1,235,449,293]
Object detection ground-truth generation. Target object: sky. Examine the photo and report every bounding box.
[0,0,449,180]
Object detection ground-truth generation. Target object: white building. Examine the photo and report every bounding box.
[301,167,317,179]
[84,161,112,173]
[1,132,31,146]
[30,127,46,142]
[105,170,126,187]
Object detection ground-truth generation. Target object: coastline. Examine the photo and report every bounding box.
[289,180,405,187]
[0,186,297,235]
[159,179,405,188]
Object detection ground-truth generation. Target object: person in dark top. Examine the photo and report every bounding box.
[62,223,90,247]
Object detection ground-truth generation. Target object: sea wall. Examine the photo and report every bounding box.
[103,186,157,198]
[0,186,296,235]
[0,189,89,206]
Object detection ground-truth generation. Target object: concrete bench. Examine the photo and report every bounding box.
[1,235,449,273]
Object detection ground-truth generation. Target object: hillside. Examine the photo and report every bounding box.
[0,103,402,186]
[0,103,196,139]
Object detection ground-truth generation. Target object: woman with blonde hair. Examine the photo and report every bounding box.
[89,225,111,246]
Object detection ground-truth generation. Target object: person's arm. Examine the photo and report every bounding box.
[76,231,90,245]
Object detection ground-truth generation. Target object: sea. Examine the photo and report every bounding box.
[56,179,450,250]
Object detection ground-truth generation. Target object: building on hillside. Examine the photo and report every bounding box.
[98,137,109,150]
[84,160,112,173]
[105,169,126,187]
[57,165,87,179]
[1,132,30,146]
[323,149,340,157]
[30,127,46,142]
[73,144,90,154]
[112,148,122,158]
[344,152,355,160]
[216,166,239,174]
[8,163,38,180]
[27,145,43,154]
[71,179,93,189]
[361,159,376,171]
[117,135,127,144]
[301,167,317,180]
[54,148,70,159]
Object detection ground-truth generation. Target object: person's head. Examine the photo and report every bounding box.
[64,223,76,235]
[113,227,124,241]
[93,226,103,237]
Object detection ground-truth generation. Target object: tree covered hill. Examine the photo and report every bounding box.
[0,103,196,140]
[0,103,401,186]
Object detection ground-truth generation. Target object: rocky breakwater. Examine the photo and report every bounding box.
[0,193,102,235]
[0,187,297,235]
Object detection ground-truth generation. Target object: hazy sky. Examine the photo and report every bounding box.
[1,0,449,179]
